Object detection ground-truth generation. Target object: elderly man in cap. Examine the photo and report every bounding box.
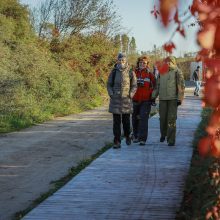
[107,53,137,149]
[152,56,185,146]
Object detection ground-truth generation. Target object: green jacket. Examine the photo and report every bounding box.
[152,68,185,101]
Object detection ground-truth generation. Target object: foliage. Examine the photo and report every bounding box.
[0,0,33,42]
[0,0,120,133]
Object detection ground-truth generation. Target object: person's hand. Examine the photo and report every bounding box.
[151,98,156,106]
[177,100,182,106]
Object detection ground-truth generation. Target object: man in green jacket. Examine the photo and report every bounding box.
[152,56,185,146]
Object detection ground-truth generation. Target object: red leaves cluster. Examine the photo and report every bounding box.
[155,60,169,74]
[159,0,178,26]
[199,106,220,159]
[163,42,176,53]
[176,26,185,37]
[186,0,220,159]
[193,0,220,54]
[152,1,186,54]
[206,206,220,220]
[151,5,160,19]
[203,74,220,108]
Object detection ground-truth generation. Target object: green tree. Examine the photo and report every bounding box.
[113,34,121,51]
[129,37,136,55]
[121,34,129,55]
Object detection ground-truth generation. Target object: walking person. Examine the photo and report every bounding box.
[192,65,201,96]
[132,56,156,145]
[152,56,185,146]
[107,53,137,149]
[153,65,159,79]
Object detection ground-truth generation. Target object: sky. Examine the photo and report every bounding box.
[20,0,200,57]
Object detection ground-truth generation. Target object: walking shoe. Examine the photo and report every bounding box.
[168,143,175,146]
[125,136,131,146]
[113,138,121,149]
[113,141,121,149]
[139,141,146,146]
[160,136,165,142]
[133,138,139,143]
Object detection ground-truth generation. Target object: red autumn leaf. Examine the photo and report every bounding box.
[214,24,220,54]
[163,42,176,53]
[151,5,160,19]
[197,0,213,13]
[198,136,211,157]
[177,26,186,37]
[155,61,169,74]
[174,10,180,24]
[206,211,213,220]
[190,2,198,15]
[210,138,220,157]
[204,58,220,73]
[208,110,220,127]
[198,48,210,57]
[203,74,220,107]
[160,0,177,26]
[197,23,216,49]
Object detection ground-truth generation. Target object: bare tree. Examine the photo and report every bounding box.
[92,0,121,37]
[31,0,121,38]
[33,0,55,38]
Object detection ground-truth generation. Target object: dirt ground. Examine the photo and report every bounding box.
[0,106,113,220]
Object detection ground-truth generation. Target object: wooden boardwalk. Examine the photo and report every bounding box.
[22,95,201,220]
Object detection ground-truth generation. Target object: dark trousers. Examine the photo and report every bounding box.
[132,101,151,142]
[113,114,130,142]
[159,100,177,144]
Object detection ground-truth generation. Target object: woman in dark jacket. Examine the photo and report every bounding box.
[107,53,137,149]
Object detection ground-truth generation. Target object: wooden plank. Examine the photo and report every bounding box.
[22,96,201,220]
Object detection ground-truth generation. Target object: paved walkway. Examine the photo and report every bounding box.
[21,93,201,220]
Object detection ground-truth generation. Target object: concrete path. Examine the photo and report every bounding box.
[21,93,202,220]
[0,107,114,220]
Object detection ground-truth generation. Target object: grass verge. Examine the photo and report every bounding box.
[176,107,214,220]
